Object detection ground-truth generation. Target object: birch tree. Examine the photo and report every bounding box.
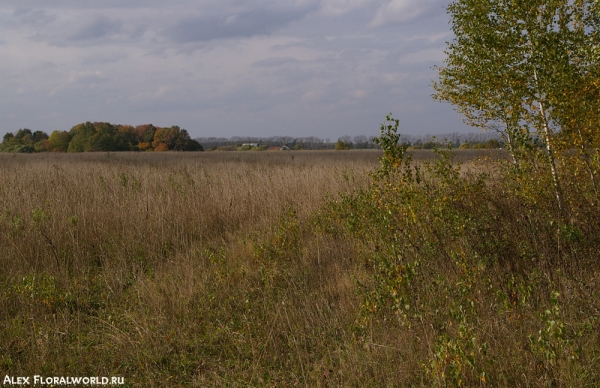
[433,0,600,210]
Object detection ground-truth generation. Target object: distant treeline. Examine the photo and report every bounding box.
[399,132,501,149]
[198,132,505,151]
[1,124,507,153]
[197,136,346,150]
[0,123,202,153]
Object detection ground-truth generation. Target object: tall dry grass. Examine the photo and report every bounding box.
[5,148,585,387]
[0,150,383,386]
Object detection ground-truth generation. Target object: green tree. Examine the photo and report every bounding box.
[48,131,70,152]
[422,141,437,149]
[89,122,131,151]
[1,133,17,151]
[118,125,137,147]
[0,128,49,153]
[433,0,600,209]
[31,130,48,143]
[335,139,350,150]
[68,122,96,152]
[173,128,203,151]
[15,128,33,143]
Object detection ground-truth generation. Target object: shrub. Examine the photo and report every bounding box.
[335,140,350,150]
[318,114,600,386]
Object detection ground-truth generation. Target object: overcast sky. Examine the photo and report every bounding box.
[0,0,473,139]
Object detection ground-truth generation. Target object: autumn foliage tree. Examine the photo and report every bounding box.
[433,0,600,209]
[1,122,202,153]
[135,124,156,150]
[152,126,202,151]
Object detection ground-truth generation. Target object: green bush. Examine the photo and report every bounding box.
[317,114,600,386]
[335,140,350,150]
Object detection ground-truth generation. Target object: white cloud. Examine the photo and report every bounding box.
[68,15,122,41]
[369,0,442,27]
[67,70,106,84]
[398,47,444,64]
[319,0,374,16]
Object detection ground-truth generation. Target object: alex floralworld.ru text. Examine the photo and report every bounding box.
[3,375,125,385]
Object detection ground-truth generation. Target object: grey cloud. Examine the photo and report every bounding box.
[0,8,56,31]
[3,1,183,9]
[13,8,56,26]
[68,15,123,41]
[13,8,29,16]
[29,61,58,71]
[252,56,300,67]
[129,24,147,39]
[81,51,128,65]
[319,0,375,16]
[165,6,316,43]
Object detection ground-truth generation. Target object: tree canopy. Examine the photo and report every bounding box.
[433,0,600,207]
[1,122,203,153]
[434,0,600,145]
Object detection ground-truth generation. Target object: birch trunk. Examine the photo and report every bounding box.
[532,67,564,211]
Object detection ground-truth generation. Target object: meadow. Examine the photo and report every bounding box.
[0,150,381,387]
[1,148,598,387]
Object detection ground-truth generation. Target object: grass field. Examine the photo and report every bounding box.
[1,149,598,387]
[0,150,381,387]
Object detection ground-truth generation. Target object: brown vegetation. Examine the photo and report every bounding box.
[0,151,378,386]
[1,148,597,386]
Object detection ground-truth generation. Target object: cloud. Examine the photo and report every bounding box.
[68,15,123,41]
[369,0,443,27]
[0,0,471,138]
[319,0,374,16]
[398,47,445,64]
[29,60,59,71]
[81,51,128,65]
[252,56,300,67]
[165,6,316,42]
[13,8,56,27]
[67,70,107,84]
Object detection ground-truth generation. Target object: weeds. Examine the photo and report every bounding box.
[316,116,600,386]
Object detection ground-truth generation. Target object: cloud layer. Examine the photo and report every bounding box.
[0,0,466,138]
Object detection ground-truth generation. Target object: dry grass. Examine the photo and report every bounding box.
[0,150,382,386]
[4,148,591,387]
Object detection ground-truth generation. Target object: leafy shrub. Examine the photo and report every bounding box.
[318,114,600,386]
[335,140,350,150]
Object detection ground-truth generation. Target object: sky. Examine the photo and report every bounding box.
[0,0,473,139]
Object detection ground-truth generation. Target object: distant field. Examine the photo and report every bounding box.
[0,147,510,164]
[0,150,383,245]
